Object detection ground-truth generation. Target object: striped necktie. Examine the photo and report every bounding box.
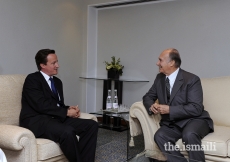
[165,77,170,103]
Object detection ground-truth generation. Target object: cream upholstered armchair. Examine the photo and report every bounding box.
[0,75,97,162]
[129,76,230,162]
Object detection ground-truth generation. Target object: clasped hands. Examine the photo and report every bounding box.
[149,103,169,114]
[67,105,81,118]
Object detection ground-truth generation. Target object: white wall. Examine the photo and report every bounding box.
[81,0,135,112]
[0,0,127,113]
[96,0,230,80]
[83,0,230,111]
[0,0,84,108]
[1,0,230,113]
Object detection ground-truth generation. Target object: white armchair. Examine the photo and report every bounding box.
[129,76,230,162]
[0,75,97,162]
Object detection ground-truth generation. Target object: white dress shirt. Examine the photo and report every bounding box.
[40,71,60,105]
[40,71,52,90]
[166,68,180,94]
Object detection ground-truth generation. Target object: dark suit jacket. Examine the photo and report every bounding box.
[143,69,214,132]
[20,72,69,137]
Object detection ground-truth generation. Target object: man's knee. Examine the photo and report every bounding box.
[89,120,98,128]
[182,131,200,144]
[91,120,98,127]
[86,120,98,133]
[61,126,76,137]
[154,130,165,144]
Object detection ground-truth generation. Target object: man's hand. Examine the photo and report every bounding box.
[149,103,159,114]
[67,105,81,118]
[155,104,169,114]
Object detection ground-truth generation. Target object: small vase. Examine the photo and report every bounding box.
[107,70,120,80]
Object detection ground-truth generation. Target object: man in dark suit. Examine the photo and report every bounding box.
[143,48,213,162]
[19,49,98,162]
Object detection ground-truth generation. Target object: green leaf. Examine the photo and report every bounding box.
[104,56,124,75]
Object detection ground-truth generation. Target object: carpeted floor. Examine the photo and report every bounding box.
[95,128,145,162]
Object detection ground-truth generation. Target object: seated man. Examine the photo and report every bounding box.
[143,48,214,162]
[19,49,98,162]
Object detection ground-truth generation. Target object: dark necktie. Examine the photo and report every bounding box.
[165,77,170,103]
[49,77,59,101]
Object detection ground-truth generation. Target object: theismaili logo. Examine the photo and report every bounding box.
[164,142,216,152]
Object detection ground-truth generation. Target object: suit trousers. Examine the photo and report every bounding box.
[154,119,210,162]
[39,117,98,162]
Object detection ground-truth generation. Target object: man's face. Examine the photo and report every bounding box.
[156,50,172,75]
[40,54,59,76]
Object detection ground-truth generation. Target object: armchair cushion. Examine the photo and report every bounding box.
[36,139,63,161]
[176,125,230,157]
[199,125,230,157]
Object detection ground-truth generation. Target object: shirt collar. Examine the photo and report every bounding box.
[167,68,180,81]
[40,71,52,82]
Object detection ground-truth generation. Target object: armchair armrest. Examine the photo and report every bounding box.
[129,101,161,139]
[0,125,37,151]
[129,101,166,160]
[79,112,98,122]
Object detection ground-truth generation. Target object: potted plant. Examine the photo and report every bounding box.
[104,56,124,79]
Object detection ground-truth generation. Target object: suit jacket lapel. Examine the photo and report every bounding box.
[169,69,184,104]
[37,72,57,99]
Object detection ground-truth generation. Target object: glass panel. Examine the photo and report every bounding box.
[79,76,149,82]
